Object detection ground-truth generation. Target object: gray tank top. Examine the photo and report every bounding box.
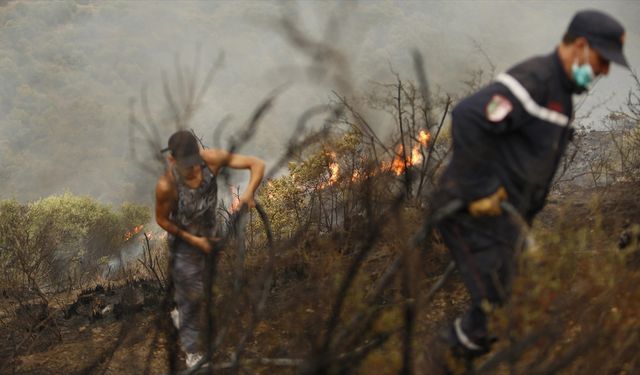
[169,163,219,239]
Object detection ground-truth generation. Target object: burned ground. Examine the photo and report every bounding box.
[1,180,639,374]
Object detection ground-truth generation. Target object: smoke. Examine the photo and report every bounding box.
[0,0,638,204]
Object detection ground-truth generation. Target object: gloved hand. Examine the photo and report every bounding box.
[468,186,507,217]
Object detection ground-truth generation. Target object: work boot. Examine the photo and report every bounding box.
[438,321,495,374]
[185,352,208,371]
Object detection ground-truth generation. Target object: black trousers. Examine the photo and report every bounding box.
[437,211,522,351]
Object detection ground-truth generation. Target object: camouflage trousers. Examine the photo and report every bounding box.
[171,239,207,354]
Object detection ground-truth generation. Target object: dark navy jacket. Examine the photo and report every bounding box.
[440,51,579,221]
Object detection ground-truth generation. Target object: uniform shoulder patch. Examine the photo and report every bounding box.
[485,94,513,123]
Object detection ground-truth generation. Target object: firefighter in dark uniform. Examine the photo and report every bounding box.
[433,10,630,369]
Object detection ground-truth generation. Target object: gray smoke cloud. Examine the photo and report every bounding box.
[0,0,637,204]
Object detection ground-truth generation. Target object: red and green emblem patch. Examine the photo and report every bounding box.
[485,94,513,122]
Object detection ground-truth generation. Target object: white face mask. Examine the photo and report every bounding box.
[571,45,595,88]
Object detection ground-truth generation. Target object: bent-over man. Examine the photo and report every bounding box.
[155,130,265,369]
[432,9,629,372]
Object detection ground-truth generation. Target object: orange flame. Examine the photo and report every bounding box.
[411,144,423,164]
[418,130,431,146]
[351,170,361,182]
[328,162,339,184]
[124,224,144,242]
[318,129,431,185]
[385,129,431,176]
[390,145,408,175]
[320,152,340,188]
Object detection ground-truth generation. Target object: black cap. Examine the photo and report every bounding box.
[567,10,629,68]
[166,130,203,168]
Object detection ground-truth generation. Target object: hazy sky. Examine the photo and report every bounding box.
[0,0,638,203]
[183,0,640,133]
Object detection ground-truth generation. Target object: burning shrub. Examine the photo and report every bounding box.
[253,75,451,244]
[0,193,150,295]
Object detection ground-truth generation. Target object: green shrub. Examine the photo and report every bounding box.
[0,193,150,295]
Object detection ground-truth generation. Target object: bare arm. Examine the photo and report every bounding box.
[155,175,212,253]
[201,149,265,208]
